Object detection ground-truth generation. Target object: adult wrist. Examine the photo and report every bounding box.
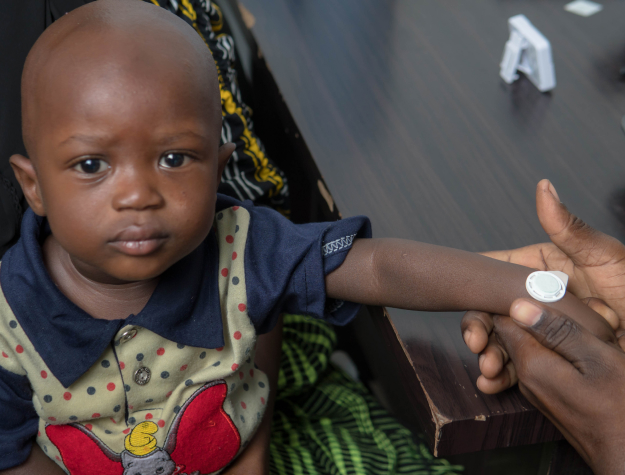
[587,437,625,475]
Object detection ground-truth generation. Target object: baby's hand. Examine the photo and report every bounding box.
[462,297,618,394]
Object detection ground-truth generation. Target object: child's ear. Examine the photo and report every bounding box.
[9,154,46,216]
[216,142,235,184]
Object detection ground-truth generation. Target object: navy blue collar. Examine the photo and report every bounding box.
[0,195,241,388]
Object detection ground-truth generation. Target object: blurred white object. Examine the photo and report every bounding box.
[330,350,360,381]
[500,15,556,92]
[564,0,603,17]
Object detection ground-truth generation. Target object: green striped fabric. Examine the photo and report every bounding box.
[271,315,464,475]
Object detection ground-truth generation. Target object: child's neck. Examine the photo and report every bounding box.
[42,235,159,321]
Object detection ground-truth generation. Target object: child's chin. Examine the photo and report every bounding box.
[102,257,172,283]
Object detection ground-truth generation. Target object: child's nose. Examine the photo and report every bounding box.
[111,168,164,211]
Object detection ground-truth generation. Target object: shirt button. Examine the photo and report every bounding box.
[134,367,151,386]
[119,329,137,344]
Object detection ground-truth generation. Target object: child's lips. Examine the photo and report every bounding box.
[109,226,168,256]
[109,238,167,256]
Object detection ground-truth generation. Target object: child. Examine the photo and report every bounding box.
[0,1,610,474]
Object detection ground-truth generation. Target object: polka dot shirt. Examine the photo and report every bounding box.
[0,195,370,472]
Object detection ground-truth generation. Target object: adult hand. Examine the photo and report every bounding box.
[494,298,625,475]
[485,178,625,328]
[462,179,625,392]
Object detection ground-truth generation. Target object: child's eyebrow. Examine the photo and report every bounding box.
[157,130,208,146]
[58,131,208,147]
[59,134,105,146]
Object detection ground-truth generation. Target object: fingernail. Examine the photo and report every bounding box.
[463,329,471,344]
[547,180,561,202]
[511,300,543,326]
[478,354,485,367]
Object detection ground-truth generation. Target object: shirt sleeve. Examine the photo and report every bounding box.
[0,365,38,469]
[242,203,372,334]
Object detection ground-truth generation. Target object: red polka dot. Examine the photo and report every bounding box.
[231,363,239,371]
[110,418,117,424]
[226,235,234,244]
[56,456,61,461]
[128,405,133,410]
[232,252,237,260]
[233,331,242,340]
[85,424,92,431]
[107,383,115,391]
[156,348,165,356]
[15,345,23,354]
[238,303,247,312]
[241,402,247,409]
[221,268,229,277]
[38,431,41,437]
[216,346,224,352]
[166,391,173,398]
[48,417,56,421]
[63,392,72,401]
[232,206,239,211]
[145,413,153,420]
[158,419,165,428]
[180,365,188,371]
[2,352,8,358]
[123,428,131,434]
[92,413,100,419]
[239,372,244,380]
[40,370,47,379]
[261,397,266,405]
[250,369,254,378]
[119,362,125,370]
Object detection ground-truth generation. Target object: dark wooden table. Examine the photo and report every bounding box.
[239,0,625,458]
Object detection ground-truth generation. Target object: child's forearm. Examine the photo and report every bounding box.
[326,238,611,337]
[222,316,283,475]
[2,444,65,475]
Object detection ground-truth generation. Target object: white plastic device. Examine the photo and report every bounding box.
[500,15,556,92]
[526,271,568,303]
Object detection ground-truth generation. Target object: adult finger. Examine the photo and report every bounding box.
[536,179,623,266]
[479,332,509,379]
[506,299,612,369]
[481,243,563,271]
[476,360,518,394]
[582,297,619,331]
[617,329,625,351]
[461,311,493,354]
[493,313,581,399]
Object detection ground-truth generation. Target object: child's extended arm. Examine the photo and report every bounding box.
[325,238,613,339]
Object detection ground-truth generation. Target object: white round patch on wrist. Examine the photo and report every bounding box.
[526,271,567,303]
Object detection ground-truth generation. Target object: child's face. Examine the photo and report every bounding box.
[12,27,230,284]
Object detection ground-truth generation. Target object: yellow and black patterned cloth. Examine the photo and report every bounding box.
[148,0,290,215]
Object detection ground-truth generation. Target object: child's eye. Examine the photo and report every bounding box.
[74,158,107,174]
[159,153,191,169]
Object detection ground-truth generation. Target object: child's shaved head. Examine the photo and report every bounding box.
[21,0,220,160]
[11,0,234,285]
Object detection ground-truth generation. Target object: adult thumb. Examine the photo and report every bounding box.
[536,179,617,266]
[509,298,613,362]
